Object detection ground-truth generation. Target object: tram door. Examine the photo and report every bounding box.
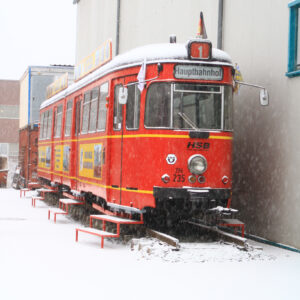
[110,76,141,206]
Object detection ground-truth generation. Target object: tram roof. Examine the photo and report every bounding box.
[41,42,232,109]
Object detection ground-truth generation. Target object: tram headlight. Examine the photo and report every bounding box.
[188,155,207,175]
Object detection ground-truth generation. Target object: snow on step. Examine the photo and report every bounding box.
[76,227,119,248]
[49,208,67,214]
[76,227,118,237]
[89,214,143,224]
[48,208,68,222]
[59,198,83,205]
[221,218,244,225]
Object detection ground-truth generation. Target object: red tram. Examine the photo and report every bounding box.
[38,38,235,224]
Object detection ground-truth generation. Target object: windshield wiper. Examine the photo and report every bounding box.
[177,112,199,130]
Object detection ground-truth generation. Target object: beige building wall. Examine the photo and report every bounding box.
[19,71,29,129]
[75,0,219,63]
[75,0,118,62]
[118,0,218,54]
[223,0,300,248]
[74,0,300,248]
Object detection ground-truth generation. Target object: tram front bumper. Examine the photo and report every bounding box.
[153,186,231,205]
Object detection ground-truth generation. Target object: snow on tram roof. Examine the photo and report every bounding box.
[41,42,232,109]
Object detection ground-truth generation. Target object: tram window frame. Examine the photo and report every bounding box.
[287,1,300,77]
[113,85,123,131]
[97,82,108,131]
[81,91,91,134]
[54,105,63,138]
[145,82,231,131]
[64,100,73,137]
[88,88,99,133]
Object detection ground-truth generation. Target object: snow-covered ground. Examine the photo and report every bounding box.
[0,188,299,300]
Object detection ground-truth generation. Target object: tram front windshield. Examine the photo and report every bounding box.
[145,83,233,131]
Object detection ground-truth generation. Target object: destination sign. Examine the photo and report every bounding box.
[174,65,223,81]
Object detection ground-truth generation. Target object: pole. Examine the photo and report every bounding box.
[116,0,121,56]
[217,0,224,50]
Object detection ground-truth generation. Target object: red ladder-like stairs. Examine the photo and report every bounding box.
[75,204,144,248]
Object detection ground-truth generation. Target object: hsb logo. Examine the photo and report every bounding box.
[187,142,210,150]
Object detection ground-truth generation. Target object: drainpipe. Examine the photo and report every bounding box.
[27,67,32,186]
[116,0,121,55]
[217,0,224,50]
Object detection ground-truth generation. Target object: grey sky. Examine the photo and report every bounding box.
[0,0,76,80]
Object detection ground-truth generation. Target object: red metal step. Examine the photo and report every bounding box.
[75,227,118,248]
[76,213,144,249]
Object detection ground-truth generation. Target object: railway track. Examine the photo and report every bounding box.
[143,220,248,250]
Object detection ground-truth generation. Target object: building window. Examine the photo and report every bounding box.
[287,0,300,77]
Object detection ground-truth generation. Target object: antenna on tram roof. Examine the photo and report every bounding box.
[197,11,207,39]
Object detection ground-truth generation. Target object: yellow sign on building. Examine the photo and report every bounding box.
[74,39,112,81]
[46,73,69,99]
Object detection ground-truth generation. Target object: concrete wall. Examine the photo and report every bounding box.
[75,0,219,62]
[223,0,300,248]
[75,0,118,62]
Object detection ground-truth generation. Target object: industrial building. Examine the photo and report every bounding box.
[73,0,300,249]
[0,80,20,187]
[19,65,74,185]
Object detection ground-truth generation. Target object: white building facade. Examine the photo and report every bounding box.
[74,0,300,249]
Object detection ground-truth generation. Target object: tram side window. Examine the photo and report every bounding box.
[82,92,91,134]
[46,109,53,139]
[126,85,141,130]
[113,85,123,131]
[97,82,108,131]
[64,100,73,137]
[145,83,171,128]
[224,86,233,130]
[89,89,99,132]
[39,112,45,139]
[42,111,48,139]
[75,100,82,136]
[54,105,63,138]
